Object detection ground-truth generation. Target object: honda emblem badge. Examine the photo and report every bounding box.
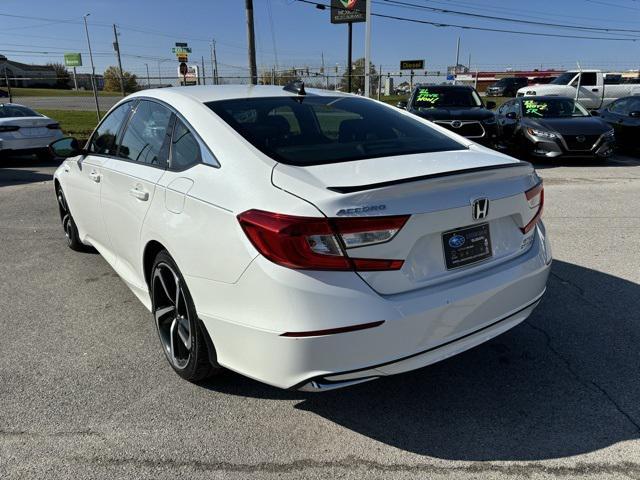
[472,198,489,220]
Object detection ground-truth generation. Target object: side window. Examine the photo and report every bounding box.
[89,102,132,155]
[579,72,598,87]
[118,100,172,166]
[170,120,201,170]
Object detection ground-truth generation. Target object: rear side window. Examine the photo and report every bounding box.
[118,100,172,166]
[206,96,464,166]
[170,119,201,170]
[89,102,132,155]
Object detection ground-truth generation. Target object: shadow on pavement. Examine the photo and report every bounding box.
[0,155,60,187]
[204,259,640,461]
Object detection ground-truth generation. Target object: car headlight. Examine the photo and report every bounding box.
[483,116,497,125]
[527,127,558,139]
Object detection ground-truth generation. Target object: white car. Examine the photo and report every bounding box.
[0,103,63,159]
[52,84,551,391]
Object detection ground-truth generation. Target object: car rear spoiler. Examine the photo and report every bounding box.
[327,162,532,194]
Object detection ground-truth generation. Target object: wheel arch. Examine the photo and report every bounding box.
[142,240,168,289]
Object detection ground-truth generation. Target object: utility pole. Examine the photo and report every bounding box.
[453,36,460,85]
[364,0,372,97]
[378,64,382,100]
[112,24,126,97]
[245,0,258,85]
[322,52,328,90]
[212,40,219,84]
[83,14,100,120]
[145,63,150,88]
[347,22,353,93]
[157,61,162,86]
[201,56,206,85]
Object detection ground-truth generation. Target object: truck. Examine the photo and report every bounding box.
[516,70,640,110]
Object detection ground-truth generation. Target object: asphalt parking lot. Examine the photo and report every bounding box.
[1,154,640,479]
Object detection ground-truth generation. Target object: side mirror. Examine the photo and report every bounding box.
[396,100,408,110]
[629,111,640,118]
[505,112,517,120]
[590,110,600,116]
[486,101,496,110]
[49,137,83,158]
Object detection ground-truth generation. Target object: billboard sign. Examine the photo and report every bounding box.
[64,53,83,67]
[172,47,192,54]
[400,60,424,71]
[330,0,366,24]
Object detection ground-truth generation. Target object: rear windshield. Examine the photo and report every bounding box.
[411,87,482,109]
[206,96,464,166]
[0,105,40,118]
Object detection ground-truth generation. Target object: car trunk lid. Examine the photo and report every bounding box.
[272,148,541,295]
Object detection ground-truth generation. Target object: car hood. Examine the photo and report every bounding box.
[523,117,611,135]
[408,107,495,121]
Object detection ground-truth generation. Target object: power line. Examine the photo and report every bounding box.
[296,0,638,41]
[379,0,640,35]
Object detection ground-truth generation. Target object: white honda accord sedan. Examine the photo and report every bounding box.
[51,84,551,391]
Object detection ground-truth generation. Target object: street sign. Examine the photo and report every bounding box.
[175,42,188,47]
[446,74,455,81]
[64,53,83,67]
[178,64,198,86]
[172,47,192,54]
[400,60,424,70]
[330,0,366,24]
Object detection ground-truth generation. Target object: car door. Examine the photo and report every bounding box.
[63,101,134,259]
[99,99,173,291]
[575,72,601,109]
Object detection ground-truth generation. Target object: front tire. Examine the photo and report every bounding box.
[151,251,222,382]
[56,187,86,251]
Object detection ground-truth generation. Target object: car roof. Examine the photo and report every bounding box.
[128,85,352,104]
[413,84,473,91]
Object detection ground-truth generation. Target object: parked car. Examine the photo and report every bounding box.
[593,96,640,151]
[486,77,529,97]
[0,103,63,159]
[0,89,8,98]
[51,84,551,392]
[400,85,498,145]
[516,70,640,109]
[495,96,615,159]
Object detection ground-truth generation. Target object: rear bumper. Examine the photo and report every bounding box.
[192,223,552,390]
[0,133,63,153]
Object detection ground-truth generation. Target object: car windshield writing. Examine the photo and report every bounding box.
[412,88,481,108]
[523,99,588,118]
[207,96,464,166]
[0,105,40,118]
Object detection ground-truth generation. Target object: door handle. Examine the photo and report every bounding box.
[129,187,149,201]
[592,88,599,92]
[89,171,101,183]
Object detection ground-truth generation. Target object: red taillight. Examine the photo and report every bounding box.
[237,209,408,271]
[522,181,544,234]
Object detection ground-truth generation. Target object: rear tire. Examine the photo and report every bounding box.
[150,250,222,382]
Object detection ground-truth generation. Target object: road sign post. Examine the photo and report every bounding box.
[330,0,366,94]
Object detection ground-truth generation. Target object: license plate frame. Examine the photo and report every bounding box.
[442,223,492,270]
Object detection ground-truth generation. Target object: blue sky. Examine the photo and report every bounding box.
[1,0,639,79]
